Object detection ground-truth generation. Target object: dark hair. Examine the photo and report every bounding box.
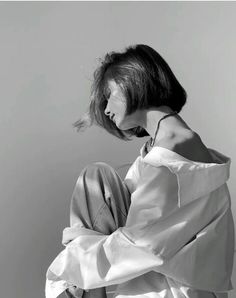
[74,44,187,140]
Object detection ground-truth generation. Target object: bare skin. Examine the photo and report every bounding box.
[144,110,214,164]
[104,80,214,164]
[67,93,214,298]
[150,127,214,164]
[65,130,214,298]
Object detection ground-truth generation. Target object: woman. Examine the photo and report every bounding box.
[45,44,234,298]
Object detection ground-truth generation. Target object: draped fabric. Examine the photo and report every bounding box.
[45,144,234,298]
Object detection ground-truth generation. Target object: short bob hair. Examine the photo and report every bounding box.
[74,44,187,140]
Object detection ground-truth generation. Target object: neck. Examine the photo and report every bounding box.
[142,106,176,140]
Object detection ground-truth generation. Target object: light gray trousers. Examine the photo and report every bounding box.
[63,162,131,298]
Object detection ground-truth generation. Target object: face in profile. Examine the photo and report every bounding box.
[104,80,142,131]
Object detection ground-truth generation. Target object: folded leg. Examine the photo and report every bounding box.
[63,162,131,298]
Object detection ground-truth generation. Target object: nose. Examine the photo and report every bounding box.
[104,102,110,117]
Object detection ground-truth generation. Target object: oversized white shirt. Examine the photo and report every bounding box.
[45,144,235,298]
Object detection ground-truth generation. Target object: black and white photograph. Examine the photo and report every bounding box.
[0,2,235,298]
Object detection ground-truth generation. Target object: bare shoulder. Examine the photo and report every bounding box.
[158,130,214,163]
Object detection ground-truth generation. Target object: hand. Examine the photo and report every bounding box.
[65,285,83,298]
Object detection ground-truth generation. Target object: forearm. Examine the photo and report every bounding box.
[46,228,163,291]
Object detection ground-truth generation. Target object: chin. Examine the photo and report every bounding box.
[114,117,135,130]
[116,122,134,131]
[115,123,125,130]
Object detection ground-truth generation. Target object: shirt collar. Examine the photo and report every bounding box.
[140,143,231,206]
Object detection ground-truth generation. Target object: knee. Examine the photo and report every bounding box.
[75,162,115,185]
[81,162,114,176]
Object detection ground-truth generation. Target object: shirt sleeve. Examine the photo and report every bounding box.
[123,156,142,194]
[45,163,225,297]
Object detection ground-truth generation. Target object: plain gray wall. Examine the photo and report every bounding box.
[0,2,235,298]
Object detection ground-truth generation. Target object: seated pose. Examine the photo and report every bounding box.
[45,44,234,298]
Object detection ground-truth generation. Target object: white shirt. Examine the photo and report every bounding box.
[45,144,235,298]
